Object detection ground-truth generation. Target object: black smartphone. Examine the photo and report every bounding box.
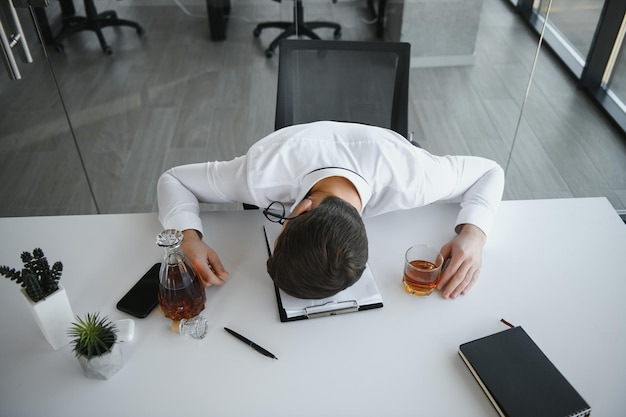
[116,263,161,318]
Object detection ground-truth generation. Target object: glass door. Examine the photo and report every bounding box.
[0,0,97,216]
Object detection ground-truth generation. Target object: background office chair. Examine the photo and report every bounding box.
[366,0,388,38]
[275,39,411,139]
[53,0,144,55]
[253,0,341,58]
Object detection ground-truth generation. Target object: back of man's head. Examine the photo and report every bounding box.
[266,197,368,299]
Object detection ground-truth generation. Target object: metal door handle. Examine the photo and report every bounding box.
[0,0,36,80]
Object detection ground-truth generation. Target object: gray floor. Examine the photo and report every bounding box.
[1,0,625,217]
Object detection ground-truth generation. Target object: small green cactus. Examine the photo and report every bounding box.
[0,248,63,302]
[68,313,118,360]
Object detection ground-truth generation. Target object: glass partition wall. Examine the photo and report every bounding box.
[1,0,625,217]
[509,0,626,212]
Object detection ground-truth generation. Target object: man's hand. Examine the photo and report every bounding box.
[181,229,229,287]
[438,224,486,299]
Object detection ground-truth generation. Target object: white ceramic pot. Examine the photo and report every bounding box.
[77,342,124,380]
[21,284,75,350]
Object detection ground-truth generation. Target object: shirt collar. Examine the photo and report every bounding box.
[290,168,372,215]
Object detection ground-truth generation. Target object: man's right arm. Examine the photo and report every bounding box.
[157,158,249,286]
[180,229,228,287]
[157,157,250,236]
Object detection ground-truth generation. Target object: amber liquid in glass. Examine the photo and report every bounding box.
[403,259,440,296]
[159,264,206,321]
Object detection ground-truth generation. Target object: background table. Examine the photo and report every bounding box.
[0,197,624,416]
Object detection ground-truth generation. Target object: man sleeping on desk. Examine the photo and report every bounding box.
[157,121,504,300]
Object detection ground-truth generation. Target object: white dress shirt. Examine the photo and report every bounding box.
[158,121,505,237]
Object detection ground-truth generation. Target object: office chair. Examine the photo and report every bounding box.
[53,0,144,55]
[275,39,411,139]
[253,0,341,58]
[244,40,411,211]
[366,0,388,38]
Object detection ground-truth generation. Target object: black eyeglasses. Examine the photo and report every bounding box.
[263,201,303,224]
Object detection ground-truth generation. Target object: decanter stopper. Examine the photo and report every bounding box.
[171,315,208,340]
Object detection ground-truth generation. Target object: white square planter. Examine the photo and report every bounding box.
[21,284,75,350]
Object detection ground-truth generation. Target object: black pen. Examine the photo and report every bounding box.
[224,327,278,360]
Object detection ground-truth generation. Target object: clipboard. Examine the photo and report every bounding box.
[264,221,383,322]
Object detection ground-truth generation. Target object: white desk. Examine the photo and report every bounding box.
[0,198,624,416]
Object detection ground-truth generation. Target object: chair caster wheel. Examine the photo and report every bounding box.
[265,49,274,58]
[104,46,113,55]
[137,27,145,37]
[54,43,64,53]
[253,27,261,37]
[333,29,342,39]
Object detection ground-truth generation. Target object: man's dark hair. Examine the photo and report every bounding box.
[266,197,368,299]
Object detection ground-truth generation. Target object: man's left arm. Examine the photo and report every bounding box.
[432,156,505,298]
[438,224,486,299]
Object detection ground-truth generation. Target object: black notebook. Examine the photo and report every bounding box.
[459,326,591,417]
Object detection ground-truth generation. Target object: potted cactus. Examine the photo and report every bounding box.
[1,248,74,350]
[68,313,124,380]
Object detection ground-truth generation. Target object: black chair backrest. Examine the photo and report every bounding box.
[275,40,411,138]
